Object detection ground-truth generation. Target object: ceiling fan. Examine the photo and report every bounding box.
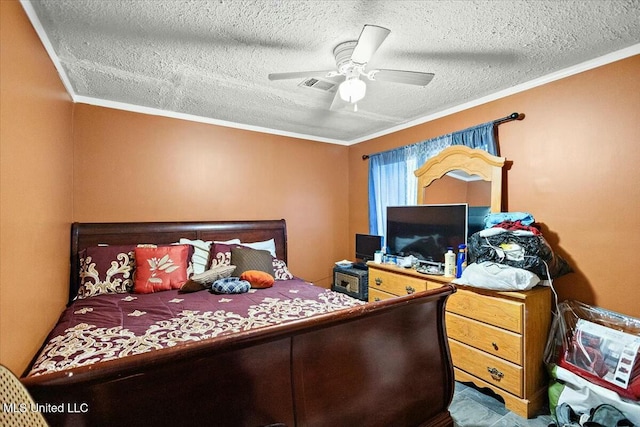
[268,24,435,111]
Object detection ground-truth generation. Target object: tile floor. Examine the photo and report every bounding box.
[450,381,555,427]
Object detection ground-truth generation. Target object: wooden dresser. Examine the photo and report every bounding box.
[367,262,551,418]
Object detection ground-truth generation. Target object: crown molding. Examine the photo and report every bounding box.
[348,43,640,145]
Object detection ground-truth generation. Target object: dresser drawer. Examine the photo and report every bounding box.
[368,287,396,302]
[449,339,523,397]
[447,288,523,333]
[446,312,522,365]
[368,270,427,297]
[425,280,447,290]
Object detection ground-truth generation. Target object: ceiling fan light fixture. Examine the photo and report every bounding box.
[338,77,366,103]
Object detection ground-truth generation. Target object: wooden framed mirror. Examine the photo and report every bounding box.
[414,145,506,212]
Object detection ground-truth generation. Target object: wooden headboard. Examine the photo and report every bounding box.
[69,220,287,304]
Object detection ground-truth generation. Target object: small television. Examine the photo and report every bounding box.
[355,233,382,264]
[386,204,468,263]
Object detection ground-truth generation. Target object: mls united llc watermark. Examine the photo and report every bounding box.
[3,401,89,414]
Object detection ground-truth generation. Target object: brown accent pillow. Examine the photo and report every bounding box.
[191,264,236,285]
[214,244,293,280]
[240,270,275,288]
[231,246,275,277]
[179,263,237,293]
[179,279,205,294]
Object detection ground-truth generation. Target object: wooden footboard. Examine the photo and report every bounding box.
[292,285,456,427]
[22,285,455,427]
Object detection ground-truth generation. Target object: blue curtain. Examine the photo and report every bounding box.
[368,121,497,241]
[451,122,498,155]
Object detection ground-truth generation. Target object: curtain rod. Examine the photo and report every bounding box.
[361,112,523,160]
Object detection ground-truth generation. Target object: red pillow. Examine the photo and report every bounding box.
[240,270,275,289]
[134,245,189,294]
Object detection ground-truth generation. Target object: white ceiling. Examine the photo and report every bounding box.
[22,0,640,145]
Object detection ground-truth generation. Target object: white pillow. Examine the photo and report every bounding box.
[241,238,276,257]
[214,239,241,245]
[179,238,212,275]
[452,261,540,291]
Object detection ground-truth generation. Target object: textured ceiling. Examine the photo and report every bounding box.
[22,0,640,144]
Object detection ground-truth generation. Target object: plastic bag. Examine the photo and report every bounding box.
[545,300,640,401]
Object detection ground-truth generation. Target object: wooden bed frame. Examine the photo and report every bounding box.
[22,220,456,427]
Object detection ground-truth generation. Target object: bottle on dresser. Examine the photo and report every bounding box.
[444,247,456,277]
[456,244,467,278]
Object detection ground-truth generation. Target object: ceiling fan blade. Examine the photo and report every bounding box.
[350,25,391,64]
[370,69,435,86]
[268,70,334,81]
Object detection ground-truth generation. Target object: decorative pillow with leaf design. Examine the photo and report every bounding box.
[77,245,136,300]
[133,245,189,294]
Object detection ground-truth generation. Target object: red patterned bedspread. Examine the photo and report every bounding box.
[28,279,363,376]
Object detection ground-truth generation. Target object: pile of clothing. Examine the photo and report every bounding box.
[453,211,572,291]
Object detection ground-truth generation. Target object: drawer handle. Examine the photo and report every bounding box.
[487,367,504,381]
[492,342,499,351]
[405,286,415,294]
[375,277,383,286]
[374,297,381,302]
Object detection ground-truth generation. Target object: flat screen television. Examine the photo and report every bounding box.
[468,205,491,236]
[386,204,468,263]
[355,233,383,263]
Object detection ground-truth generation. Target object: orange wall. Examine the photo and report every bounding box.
[72,104,350,288]
[349,55,640,318]
[0,1,74,374]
